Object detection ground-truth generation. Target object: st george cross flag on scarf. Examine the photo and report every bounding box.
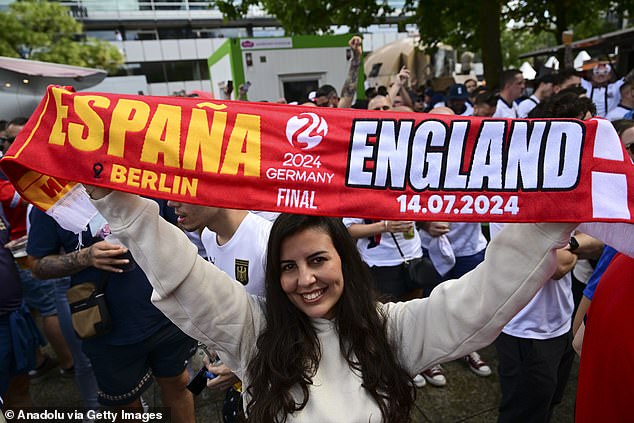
[1,85,634,253]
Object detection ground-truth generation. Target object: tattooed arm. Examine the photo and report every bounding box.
[29,240,130,279]
[338,36,362,109]
[387,66,414,108]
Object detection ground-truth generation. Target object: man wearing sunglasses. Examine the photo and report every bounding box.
[314,36,362,109]
[580,63,633,118]
[313,85,341,108]
[367,95,392,111]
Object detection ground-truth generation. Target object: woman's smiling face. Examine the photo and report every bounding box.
[279,227,344,320]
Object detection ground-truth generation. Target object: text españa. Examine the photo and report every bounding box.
[47,87,261,177]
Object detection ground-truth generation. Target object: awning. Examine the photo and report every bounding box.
[0,56,107,118]
[0,56,107,91]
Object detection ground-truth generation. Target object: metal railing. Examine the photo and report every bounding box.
[56,0,406,21]
[57,0,270,20]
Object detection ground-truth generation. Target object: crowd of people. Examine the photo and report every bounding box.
[1,34,634,423]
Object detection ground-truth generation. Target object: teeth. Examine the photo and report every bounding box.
[303,290,323,301]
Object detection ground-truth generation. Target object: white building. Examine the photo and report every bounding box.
[0,0,410,97]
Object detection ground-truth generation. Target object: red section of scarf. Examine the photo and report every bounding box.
[1,85,633,223]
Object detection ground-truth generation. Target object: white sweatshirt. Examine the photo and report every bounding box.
[93,192,574,423]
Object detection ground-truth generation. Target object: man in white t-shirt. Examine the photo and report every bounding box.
[343,218,422,301]
[418,222,492,379]
[605,79,633,121]
[344,218,439,388]
[472,90,498,117]
[493,69,525,118]
[168,201,271,422]
[517,74,555,118]
[168,202,271,296]
[200,213,271,297]
[249,210,280,223]
[580,63,627,118]
[490,223,576,423]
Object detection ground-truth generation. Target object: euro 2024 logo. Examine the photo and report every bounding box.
[285,113,328,150]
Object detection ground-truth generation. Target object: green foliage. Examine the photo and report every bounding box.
[404,0,632,85]
[212,0,394,33]
[570,12,618,41]
[505,0,634,43]
[401,0,505,86]
[80,39,126,74]
[209,0,632,85]
[502,1,633,67]
[402,0,481,50]
[0,0,124,74]
[501,28,554,68]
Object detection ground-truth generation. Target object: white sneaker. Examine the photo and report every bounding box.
[422,364,447,387]
[412,374,426,388]
[464,351,492,377]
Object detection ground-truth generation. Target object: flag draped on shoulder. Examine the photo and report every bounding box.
[1,85,634,226]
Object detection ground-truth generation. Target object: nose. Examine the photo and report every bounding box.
[167,200,180,208]
[297,264,316,288]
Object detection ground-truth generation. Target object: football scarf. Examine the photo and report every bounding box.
[2,85,633,230]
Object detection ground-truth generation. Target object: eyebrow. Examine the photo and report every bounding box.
[280,251,328,262]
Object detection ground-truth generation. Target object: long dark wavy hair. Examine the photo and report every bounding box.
[245,214,415,422]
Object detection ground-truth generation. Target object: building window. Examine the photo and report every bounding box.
[129,60,210,83]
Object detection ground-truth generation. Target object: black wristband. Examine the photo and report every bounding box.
[569,236,579,251]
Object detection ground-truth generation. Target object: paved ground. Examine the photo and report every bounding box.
[25,343,577,422]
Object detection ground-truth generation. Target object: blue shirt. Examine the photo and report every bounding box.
[27,200,176,345]
[583,245,618,301]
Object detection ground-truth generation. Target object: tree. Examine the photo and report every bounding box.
[0,0,124,74]
[400,0,504,87]
[500,27,553,69]
[501,0,634,74]
[504,0,634,46]
[213,0,508,86]
[211,0,633,88]
[214,0,393,34]
[405,0,634,87]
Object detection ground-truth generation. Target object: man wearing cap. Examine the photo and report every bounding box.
[580,63,629,118]
[517,74,555,118]
[445,84,473,116]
